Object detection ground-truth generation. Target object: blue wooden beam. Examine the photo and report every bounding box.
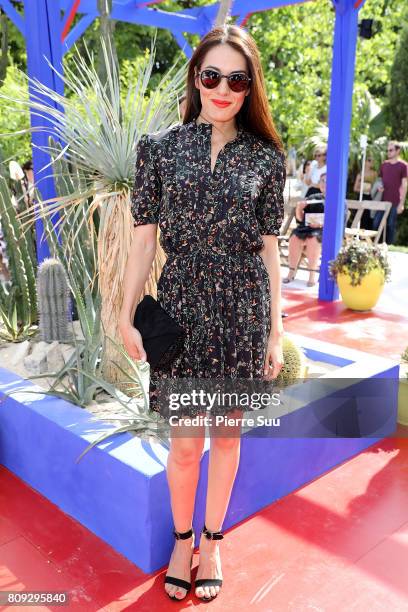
[111,6,203,34]
[172,31,194,59]
[234,0,310,11]
[0,0,25,36]
[25,0,64,263]
[319,0,365,301]
[59,0,92,9]
[62,14,97,52]
[61,0,81,41]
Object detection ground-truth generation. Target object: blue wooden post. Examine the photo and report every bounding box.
[319,0,365,301]
[24,0,64,263]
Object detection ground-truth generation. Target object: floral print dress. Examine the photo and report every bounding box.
[130,118,286,418]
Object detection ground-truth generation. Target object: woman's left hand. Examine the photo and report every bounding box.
[263,335,284,380]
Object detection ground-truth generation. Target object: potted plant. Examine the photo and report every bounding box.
[399,347,408,427]
[329,239,391,311]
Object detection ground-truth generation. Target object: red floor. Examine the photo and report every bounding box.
[1,297,408,611]
[282,291,408,362]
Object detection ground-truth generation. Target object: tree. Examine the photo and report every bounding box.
[389,26,408,140]
[249,0,408,148]
[0,11,9,85]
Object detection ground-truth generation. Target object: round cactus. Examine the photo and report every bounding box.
[275,336,306,387]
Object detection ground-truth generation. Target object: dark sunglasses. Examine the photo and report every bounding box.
[197,69,251,92]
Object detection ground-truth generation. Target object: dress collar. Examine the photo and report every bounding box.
[188,116,245,142]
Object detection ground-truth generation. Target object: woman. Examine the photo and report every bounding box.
[296,159,312,198]
[283,173,326,287]
[353,156,377,230]
[304,146,326,197]
[119,25,285,602]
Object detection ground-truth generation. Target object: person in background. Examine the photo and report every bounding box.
[372,141,407,244]
[296,159,312,198]
[21,159,35,209]
[22,159,34,185]
[304,146,327,197]
[283,173,326,287]
[353,155,378,230]
[287,145,297,176]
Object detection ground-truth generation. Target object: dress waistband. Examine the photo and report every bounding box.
[166,246,258,259]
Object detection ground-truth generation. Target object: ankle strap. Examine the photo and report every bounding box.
[202,524,224,540]
[173,527,193,540]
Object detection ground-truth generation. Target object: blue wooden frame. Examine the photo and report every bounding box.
[0,0,366,301]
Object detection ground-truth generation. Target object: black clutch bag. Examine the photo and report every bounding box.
[133,295,186,369]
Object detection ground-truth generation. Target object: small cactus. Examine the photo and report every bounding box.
[276,336,307,387]
[37,258,73,343]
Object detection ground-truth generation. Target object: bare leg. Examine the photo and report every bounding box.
[195,409,243,599]
[165,418,205,600]
[304,237,321,285]
[283,235,304,282]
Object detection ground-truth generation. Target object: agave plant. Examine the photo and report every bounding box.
[73,335,171,464]
[0,34,187,385]
[0,288,38,342]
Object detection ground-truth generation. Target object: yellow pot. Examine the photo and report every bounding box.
[337,267,385,311]
[398,378,408,427]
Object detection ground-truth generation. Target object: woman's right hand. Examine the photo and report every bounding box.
[119,323,147,363]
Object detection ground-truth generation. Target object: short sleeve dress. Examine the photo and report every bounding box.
[130,118,286,418]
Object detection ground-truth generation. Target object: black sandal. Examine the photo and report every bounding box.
[195,524,224,601]
[164,527,194,600]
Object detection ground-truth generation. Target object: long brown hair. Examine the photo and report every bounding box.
[183,25,284,153]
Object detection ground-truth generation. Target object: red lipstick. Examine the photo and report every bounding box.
[211,99,232,108]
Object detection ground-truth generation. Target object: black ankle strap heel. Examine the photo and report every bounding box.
[164,526,194,600]
[173,527,194,540]
[195,524,224,600]
[202,524,224,540]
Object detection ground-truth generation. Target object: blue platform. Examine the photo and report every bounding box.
[0,334,399,573]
